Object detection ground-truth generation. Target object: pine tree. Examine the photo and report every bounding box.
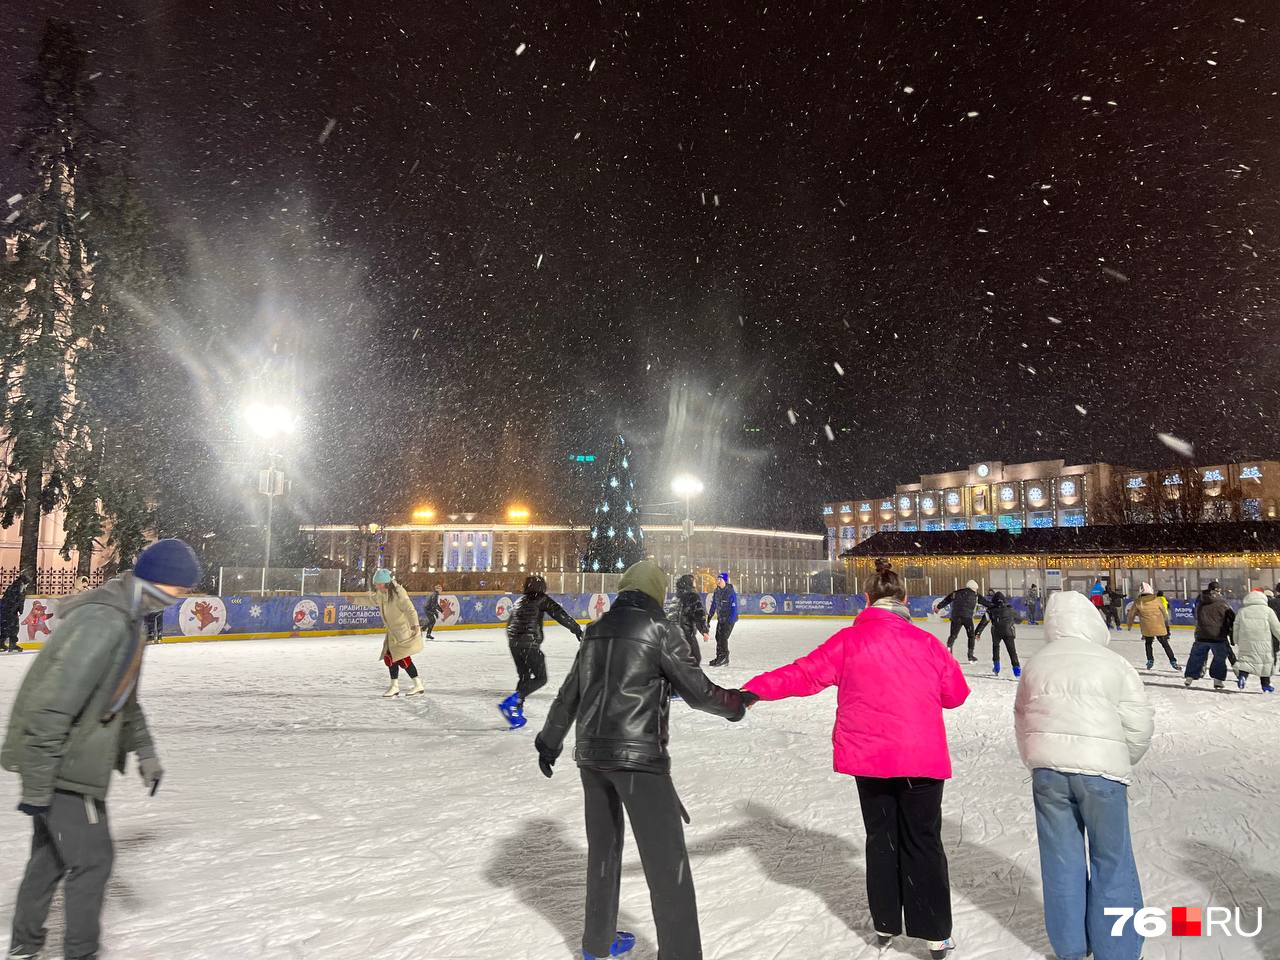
[1,20,99,577]
[581,434,645,572]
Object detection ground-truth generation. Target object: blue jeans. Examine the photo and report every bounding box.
[1184,640,1230,682]
[1032,769,1143,960]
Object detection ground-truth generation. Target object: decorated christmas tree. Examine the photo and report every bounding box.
[581,434,644,572]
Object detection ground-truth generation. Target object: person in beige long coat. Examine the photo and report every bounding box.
[370,568,424,698]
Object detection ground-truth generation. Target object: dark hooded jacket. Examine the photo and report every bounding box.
[537,591,745,774]
[1194,587,1235,642]
[2,573,165,805]
[506,590,582,646]
[1,574,28,623]
[939,586,979,621]
[983,592,1017,640]
[671,576,708,645]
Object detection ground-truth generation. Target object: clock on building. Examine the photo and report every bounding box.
[976,463,991,478]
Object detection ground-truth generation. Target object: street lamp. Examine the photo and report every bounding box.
[671,475,704,570]
[243,402,296,595]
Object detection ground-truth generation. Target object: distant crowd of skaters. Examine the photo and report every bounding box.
[928,567,1280,692]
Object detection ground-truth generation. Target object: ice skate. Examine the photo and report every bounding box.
[875,931,895,951]
[499,693,526,729]
[992,661,1001,675]
[7,948,43,960]
[1184,677,1194,687]
[708,655,728,667]
[1170,659,1180,671]
[1012,665,1021,678]
[1238,674,1247,690]
[406,677,425,696]
[967,655,978,664]
[582,931,636,958]
[927,937,955,959]
[1214,680,1226,692]
[382,679,401,698]
[1263,684,1275,693]
[1145,658,1154,670]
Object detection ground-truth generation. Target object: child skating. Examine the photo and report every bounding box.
[500,575,583,729]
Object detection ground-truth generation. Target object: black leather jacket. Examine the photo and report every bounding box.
[506,592,582,646]
[538,591,745,774]
[672,588,709,644]
[939,586,979,621]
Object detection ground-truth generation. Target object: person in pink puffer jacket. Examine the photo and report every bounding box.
[742,570,970,959]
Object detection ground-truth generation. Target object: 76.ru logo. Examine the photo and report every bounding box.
[1105,907,1262,938]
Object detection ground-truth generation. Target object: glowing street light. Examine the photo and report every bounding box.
[507,506,532,523]
[671,475,704,569]
[243,401,297,594]
[413,508,437,522]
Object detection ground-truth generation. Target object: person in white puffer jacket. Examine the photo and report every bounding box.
[1014,590,1154,960]
[1232,589,1280,692]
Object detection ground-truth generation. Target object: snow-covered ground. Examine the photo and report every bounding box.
[0,618,1275,960]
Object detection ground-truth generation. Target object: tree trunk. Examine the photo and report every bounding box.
[18,464,43,583]
[76,537,94,577]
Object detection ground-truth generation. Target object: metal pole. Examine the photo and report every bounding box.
[218,566,224,596]
[261,481,274,596]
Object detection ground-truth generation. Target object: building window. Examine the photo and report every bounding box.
[1028,511,1054,528]
[997,515,1023,533]
[1060,509,1085,528]
[923,518,944,532]
[946,518,969,531]
[898,521,918,532]
[973,517,997,532]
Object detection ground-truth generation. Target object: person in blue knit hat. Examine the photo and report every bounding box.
[3,538,201,960]
[707,571,738,667]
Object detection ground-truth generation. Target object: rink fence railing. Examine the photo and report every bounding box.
[1,590,1218,649]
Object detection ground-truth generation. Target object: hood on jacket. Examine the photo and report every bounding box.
[869,597,911,621]
[965,580,979,591]
[1243,590,1269,608]
[990,591,1007,604]
[1044,590,1110,647]
[1200,586,1222,603]
[618,559,668,607]
[1139,582,1154,595]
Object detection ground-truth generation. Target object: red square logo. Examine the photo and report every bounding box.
[1172,907,1202,937]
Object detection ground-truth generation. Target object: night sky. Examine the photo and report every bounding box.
[2,1,1277,532]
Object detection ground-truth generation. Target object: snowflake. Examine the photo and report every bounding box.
[249,604,263,618]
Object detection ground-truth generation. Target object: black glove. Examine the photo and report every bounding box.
[17,802,49,817]
[534,734,558,779]
[740,690,760,707]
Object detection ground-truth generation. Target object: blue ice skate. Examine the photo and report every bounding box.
[1145,658,1154,670]
[498,693,526,729]
[583,931,636,959]
[992,661,1001,675]
[1012,665,1021,679]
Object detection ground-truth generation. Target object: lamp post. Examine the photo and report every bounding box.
[671,475,704,572]
[244,402,297,595]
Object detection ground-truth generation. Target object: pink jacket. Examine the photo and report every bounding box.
[743,606,970,779]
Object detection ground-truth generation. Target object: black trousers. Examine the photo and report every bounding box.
[991,633,1020,668]
[1,612,19,648]
[422,612,437,636]
[581,767,699,960]
[1143,635,1177,664]
[1103,607,1122,629]
[714,619,735,660]
[684,630,702,667]
[510,642,547,703]
[946,618,975,657]
[855,776,951,942]
[11,791,114,960]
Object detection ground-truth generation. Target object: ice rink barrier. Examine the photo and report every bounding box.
[1,591,1214,646]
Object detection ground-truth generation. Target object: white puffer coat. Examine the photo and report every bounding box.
[1014,591,1154,784]
[1233,591,1280,678]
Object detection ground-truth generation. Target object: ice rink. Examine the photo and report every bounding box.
[1,617,1276,960]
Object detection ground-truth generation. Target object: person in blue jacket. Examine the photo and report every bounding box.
[707,572,738,667]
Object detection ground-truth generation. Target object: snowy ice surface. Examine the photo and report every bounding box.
[1,620,1276,959]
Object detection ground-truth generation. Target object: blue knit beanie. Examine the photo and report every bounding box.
[134,539,203,589]
[718,571,730,584]
[372,568,393,585]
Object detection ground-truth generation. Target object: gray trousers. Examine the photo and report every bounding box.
[10,790,113,960]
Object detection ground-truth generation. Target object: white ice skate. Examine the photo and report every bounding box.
[406,677,425,697]
[382,679,401,698]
